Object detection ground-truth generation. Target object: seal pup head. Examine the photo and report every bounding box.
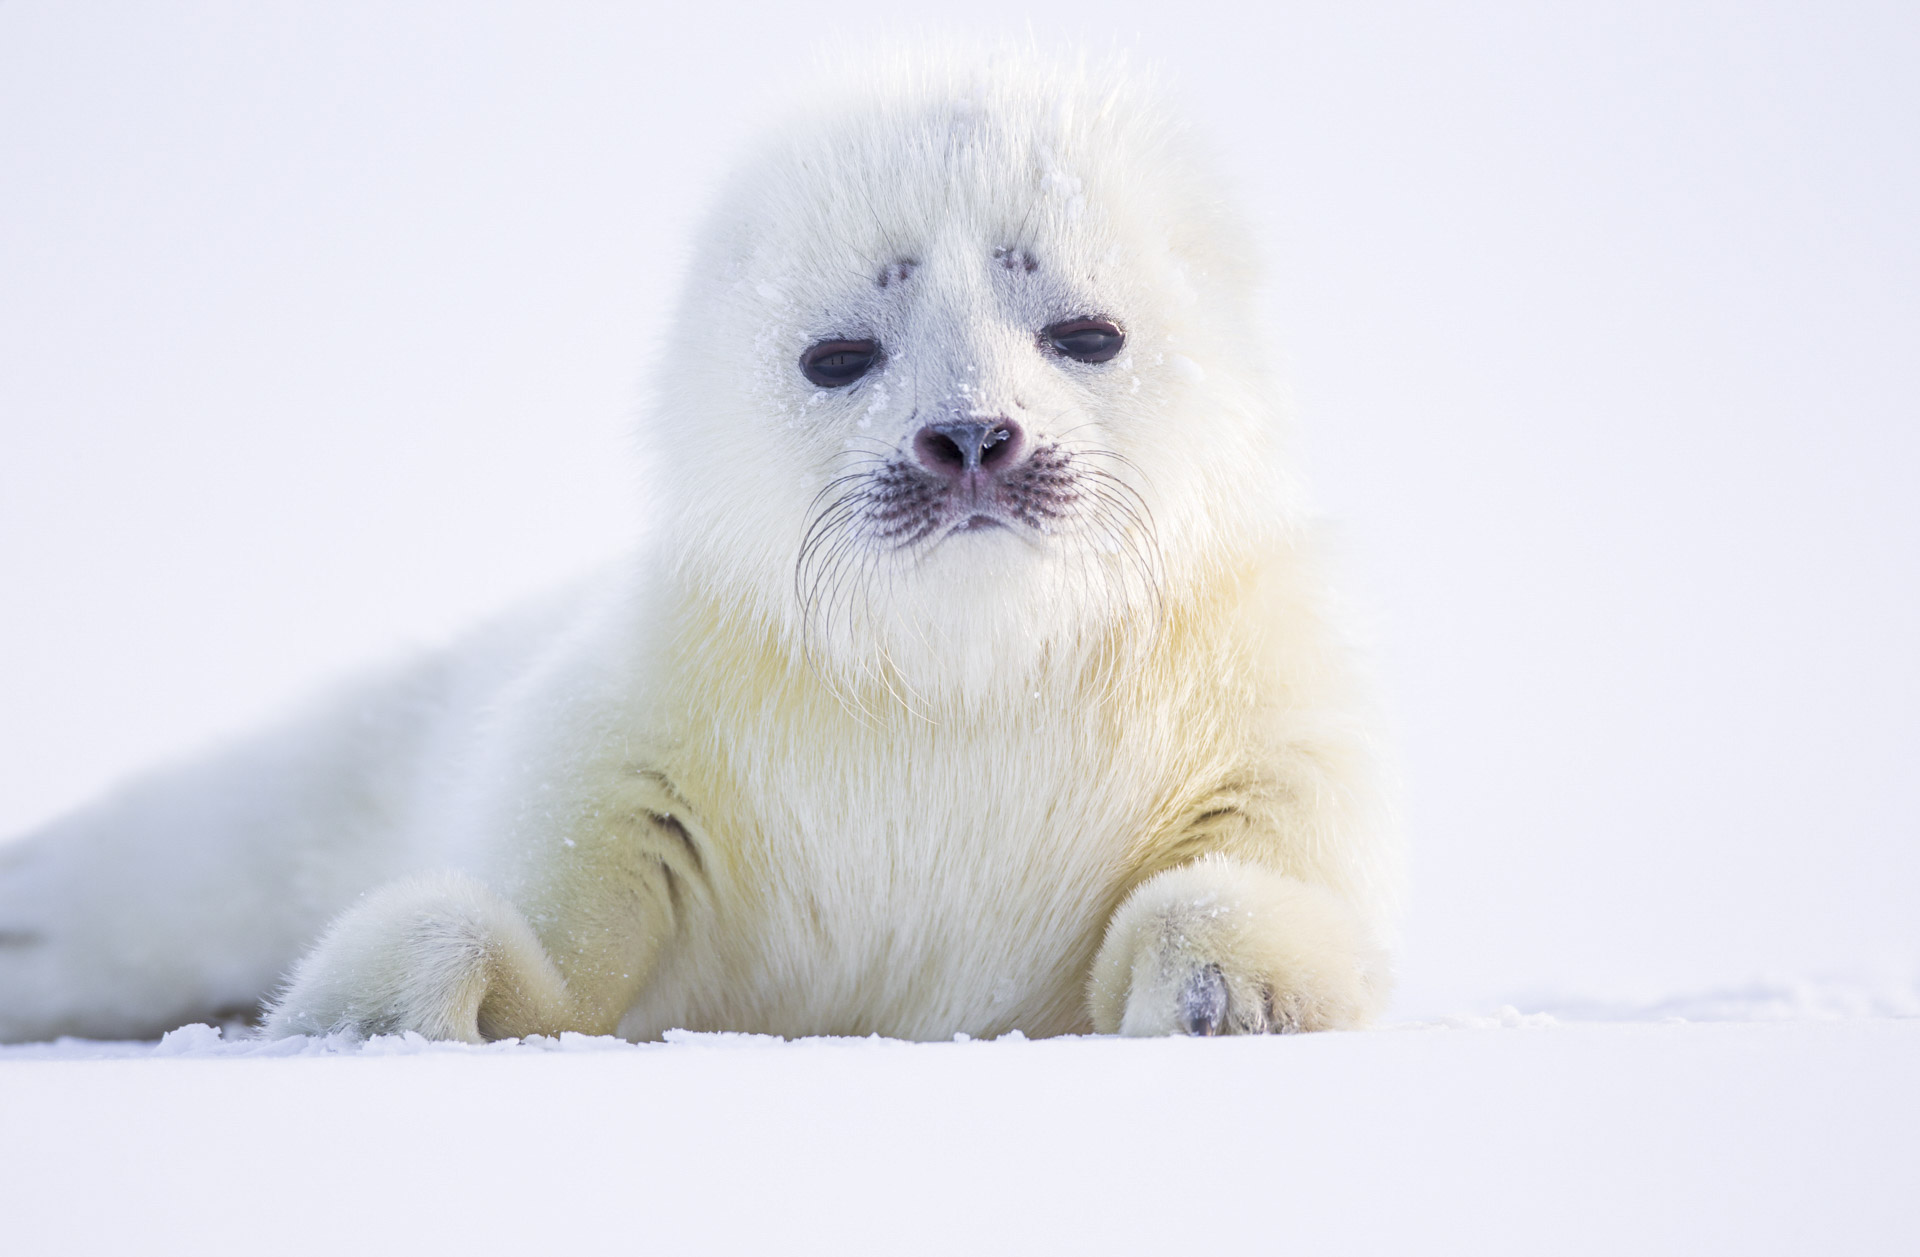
[649,53,1292,701]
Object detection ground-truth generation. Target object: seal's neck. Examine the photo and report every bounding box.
[660,547,1261,737]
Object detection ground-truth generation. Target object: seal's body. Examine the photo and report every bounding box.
[0,56,1400,1043]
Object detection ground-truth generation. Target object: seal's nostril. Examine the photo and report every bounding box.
[920,430,967,471]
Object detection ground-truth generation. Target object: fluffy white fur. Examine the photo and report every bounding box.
[0,52,1400,1044]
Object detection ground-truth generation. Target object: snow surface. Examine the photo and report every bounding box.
[4,998,1915,1254]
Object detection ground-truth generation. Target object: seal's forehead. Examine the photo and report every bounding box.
[728,71,1181,264]
[692,57,1254,324]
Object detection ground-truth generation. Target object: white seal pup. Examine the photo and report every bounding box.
[0,54,1401,1044]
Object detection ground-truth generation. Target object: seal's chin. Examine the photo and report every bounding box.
[932,510,1046,553]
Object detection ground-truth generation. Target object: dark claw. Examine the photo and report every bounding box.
[1178,963,1229,1036]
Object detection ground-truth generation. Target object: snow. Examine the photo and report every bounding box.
[4,1004,1915,1253]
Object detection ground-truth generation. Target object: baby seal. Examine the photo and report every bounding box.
[0,54,1401,1043]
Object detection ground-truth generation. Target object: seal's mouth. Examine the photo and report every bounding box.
[874,442,1080,550]
[795,436,1165,648]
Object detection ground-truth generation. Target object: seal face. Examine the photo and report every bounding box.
[796,307,1132,558]
[648,69,1279,698]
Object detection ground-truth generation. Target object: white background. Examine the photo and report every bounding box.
[2,1,1915,1018]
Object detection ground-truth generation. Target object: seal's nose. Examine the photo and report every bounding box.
[913,418,1026,479]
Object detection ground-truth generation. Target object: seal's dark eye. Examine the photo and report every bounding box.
[1043,318,1125,364]
[800,339,880,388]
